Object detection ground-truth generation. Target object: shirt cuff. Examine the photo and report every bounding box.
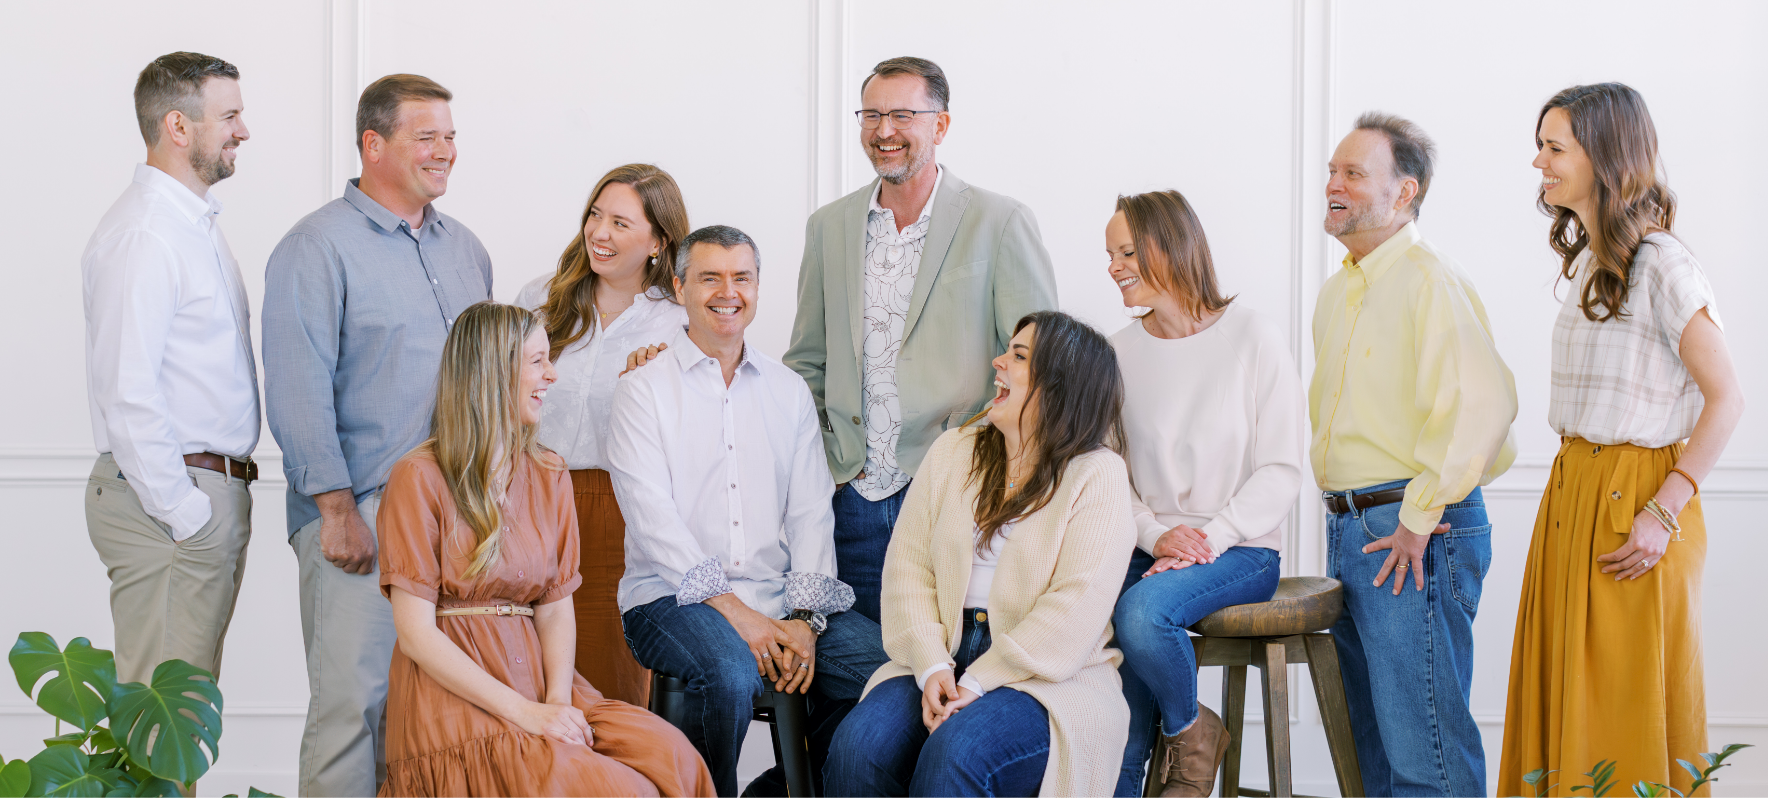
[957,674,989,698]
[674,557,733,606]
[1398,503,1445,536]
[161,487,214,542]
[783,571,856,616]
[285,455,353,498]
[916,662,953,690]
[1135,518,1168,557]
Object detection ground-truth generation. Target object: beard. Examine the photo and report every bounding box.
[190,138,237,186]
[1323,187,1399,237]
[868,139,934,185]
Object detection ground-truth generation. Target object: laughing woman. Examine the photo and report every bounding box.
[823,310,1138,797]
[376,302,712,797]
[515,164,690,706]
[1498,84,1743,796]
[1104,191,1307,797]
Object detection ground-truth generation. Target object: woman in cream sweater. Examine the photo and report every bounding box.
[822,310,1138,797]
[1106,191,1306,797]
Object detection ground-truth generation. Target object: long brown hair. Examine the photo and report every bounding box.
[1536,83,1677,322]
[965,311,1124,552]
[541,164,690,361]
[413,302,560,579]
[1116,190,1235,320]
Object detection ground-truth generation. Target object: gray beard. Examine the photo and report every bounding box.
[190,139,235,186]
[871,144,934,185]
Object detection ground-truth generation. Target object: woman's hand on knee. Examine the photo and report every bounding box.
[922,669,960,731]
[1143,556,1195,577]
[517,701,594,747]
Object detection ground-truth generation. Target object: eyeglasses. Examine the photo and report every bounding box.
[854,109,941,130]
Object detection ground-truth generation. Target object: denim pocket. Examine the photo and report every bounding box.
[1447,525,1493,611]
[1357,502,1400,542]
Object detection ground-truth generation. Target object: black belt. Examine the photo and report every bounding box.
[1322,487,1407,515]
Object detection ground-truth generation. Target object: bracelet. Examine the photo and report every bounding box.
[1643,497,1683,541]
[1669,467,1700,498]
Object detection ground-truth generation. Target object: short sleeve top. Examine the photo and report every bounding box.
[1549,233,1722,448]
[377,450,582,608]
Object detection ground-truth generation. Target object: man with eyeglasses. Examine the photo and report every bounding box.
[785,56,1058,628]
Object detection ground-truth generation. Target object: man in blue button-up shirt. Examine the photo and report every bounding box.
[263,73,491,798]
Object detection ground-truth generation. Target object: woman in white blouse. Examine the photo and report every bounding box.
[515,164,689,706]
[1497,83,1743,796]
[1104,190,1307,797]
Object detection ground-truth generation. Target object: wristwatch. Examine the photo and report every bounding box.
[786,609,827,637]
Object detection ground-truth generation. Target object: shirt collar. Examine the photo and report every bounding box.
[1341,220,1421,285]
[671,326,758,375]
[867,163,944,224]
[134,163,220,224]
[342,178,445,235]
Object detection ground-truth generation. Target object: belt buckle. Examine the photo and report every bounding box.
[495,604,514,616]
[1321,493,1342,515]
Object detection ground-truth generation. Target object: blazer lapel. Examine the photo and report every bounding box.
[841,182,875,364]
[903,168,970,342]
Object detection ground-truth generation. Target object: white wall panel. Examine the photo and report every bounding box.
[0,1,1761,794]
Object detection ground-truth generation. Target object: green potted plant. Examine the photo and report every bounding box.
[0,632,273,798]
[1519,744,1752,798]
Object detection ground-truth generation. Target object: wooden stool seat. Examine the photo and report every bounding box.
[648,671,815,796]
[1190,576,1343,638]
[1180,577,1364,798]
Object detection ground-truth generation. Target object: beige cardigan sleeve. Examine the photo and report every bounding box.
[878,430,961,678]
[963,452,1136,692]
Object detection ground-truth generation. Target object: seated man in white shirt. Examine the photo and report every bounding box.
[609,225,888,797]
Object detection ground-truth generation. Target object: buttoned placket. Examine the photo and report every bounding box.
[200,209,259,402]
[404,221,457,329]
[1317,265,1368,486]
[715,358,747,572]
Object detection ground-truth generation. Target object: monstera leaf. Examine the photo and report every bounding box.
[24,746,120,798]
[107,660,222,787]
[9,635,116,732]
[0,757,30,798]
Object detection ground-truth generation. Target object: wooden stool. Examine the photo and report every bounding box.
[1186,576,1362,798]
[648,671,815,797]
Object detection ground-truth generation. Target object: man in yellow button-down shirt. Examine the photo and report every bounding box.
[1311,113,1517,797]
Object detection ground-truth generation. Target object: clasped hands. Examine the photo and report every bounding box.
[709,594,819,694]
[920,669,980,732]
[517,696,594,748]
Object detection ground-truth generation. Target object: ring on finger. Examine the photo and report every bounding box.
[761,652,771,660]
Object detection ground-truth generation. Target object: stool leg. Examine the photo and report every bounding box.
[769,690,814,797]
[1260,641,1292,798]
[1303,633,1364,798]
[1221,664,1248,798]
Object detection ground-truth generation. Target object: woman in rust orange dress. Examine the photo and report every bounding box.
[375,301,713,797]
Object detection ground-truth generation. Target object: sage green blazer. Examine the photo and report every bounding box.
[784,168,1058,483]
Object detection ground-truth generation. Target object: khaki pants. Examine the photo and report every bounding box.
[84,453,252,685]
[291,491,396,798]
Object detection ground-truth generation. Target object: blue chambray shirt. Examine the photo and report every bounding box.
[263,179,493,534]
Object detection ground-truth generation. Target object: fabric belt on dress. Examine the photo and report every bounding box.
[183,452,258,483]
[1321,487,1407,515]
[436,604,534,617]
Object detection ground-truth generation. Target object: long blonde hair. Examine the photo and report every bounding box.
[415,301,560,579]
[541,164,690,361]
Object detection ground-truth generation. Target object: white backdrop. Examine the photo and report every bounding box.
[2,1,1763,795]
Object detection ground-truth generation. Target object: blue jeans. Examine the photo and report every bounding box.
[622,596,889,797]
[825,612,1050,797]
[831,481,909,625]
[1113,546,1283,796]
[1326,480,1493,797]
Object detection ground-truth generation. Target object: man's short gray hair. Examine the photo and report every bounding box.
[134,52,239,146]
[1354,111,1436,219]
[675,225,761,281]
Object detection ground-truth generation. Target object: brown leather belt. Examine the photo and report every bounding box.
[1322,487,1407,515]
[184,452,258,483]
[436,604,534,618]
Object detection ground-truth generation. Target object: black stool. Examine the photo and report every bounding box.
[648,671,815,797]
[1184,576,1363,798]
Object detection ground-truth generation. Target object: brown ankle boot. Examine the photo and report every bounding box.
[1145,703,1230,798]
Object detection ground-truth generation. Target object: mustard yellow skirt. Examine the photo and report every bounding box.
[1498,438,1708,796]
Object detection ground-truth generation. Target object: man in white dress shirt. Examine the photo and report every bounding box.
[82,52,259,685]
[609,225,888,797]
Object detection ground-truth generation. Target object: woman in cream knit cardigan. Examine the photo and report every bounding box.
[823,311,1138,797]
